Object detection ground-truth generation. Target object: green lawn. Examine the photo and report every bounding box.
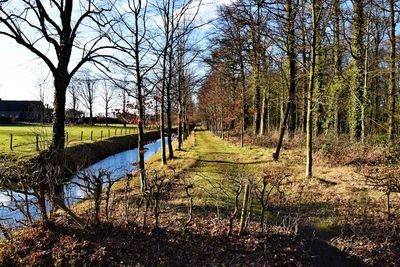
[0,123,144,159]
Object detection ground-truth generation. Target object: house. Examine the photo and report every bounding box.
[0,98,45,122]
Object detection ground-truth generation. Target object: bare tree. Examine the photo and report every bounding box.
[36,77,49,124]
[155,0,202,162]
[388,0,397,141]
[77,71,97,125]
[0,0,117,152]
[118,82,128,128]
[68,81,80,124]
[107,0,161,192]
[100,81,116,126]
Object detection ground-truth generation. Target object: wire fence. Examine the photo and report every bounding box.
[1,125,158,153]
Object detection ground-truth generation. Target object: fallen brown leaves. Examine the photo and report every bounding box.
[0,215,313,266]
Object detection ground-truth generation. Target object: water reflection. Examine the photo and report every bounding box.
[0,138,165,225]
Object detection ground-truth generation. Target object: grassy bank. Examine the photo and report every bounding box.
[1,129,172,184]
[0,123,147,159]
[60,129,163,173]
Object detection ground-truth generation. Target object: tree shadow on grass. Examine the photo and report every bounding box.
[2,220,315,266]
[161,203,366,267]
[197,159,271,165]
[1,197,371,266]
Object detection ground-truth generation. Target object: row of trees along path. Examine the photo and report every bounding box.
[0,0,199,215]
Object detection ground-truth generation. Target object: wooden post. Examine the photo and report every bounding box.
[80,131,83,142]
[108,129,110,137]
[125,128,127,135]
[36,135,39,152]
[120,129,123,135]
[239,183,250,236]
[10,134,13,151]
[101,130,103,140]
[66,132,69,144]
[91,130,93,141]
[115,129,117,136]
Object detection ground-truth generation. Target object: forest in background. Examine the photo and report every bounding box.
[199,0,400,177]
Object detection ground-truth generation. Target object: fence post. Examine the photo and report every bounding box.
[36,135,39,152]
[239,183,250,236]
[91,130,93,141]
[80,131,83,142]
[108,129,110,137]
[10,134,13,151]
[125,128,127,135]
[66,132,69,144]
[101,130,103,140]
[120,128,122,135]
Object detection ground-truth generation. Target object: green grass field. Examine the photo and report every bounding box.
[0,123,150,159]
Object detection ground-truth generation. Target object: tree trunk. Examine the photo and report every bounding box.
[349,0,364,141]
[240,53,246,148]
[160,91,167,165]
[273,102,290,161]
[301,6,308,135]
[184,104,189,139]
[123,91,127,128]
[253,83,261,135]
[89,107,93,125]
[315,31,324,136]
[178,75,183,151]
[259,92,267,136]
[138,101,146,192]
[388,0,397,141]
[286,0,297,139]
[177,35,184,150]
[51,75,68,151]
[105,105,109,127]
[159,0,171,165]
[362,15,371,144]
[166,52,174,159]
[306,0,319,179]
[332,0,342,135]
[251,5,262,136]
[38,184,50,227]
[239,183,250,236]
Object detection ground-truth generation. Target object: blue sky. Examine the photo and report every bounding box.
[0,0,231,112]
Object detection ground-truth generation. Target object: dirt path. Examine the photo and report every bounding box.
[186,130,273,208]
[192,129,269,173]
[186,129,365,267]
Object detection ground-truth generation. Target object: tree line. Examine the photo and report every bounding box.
[199,0,399,177]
